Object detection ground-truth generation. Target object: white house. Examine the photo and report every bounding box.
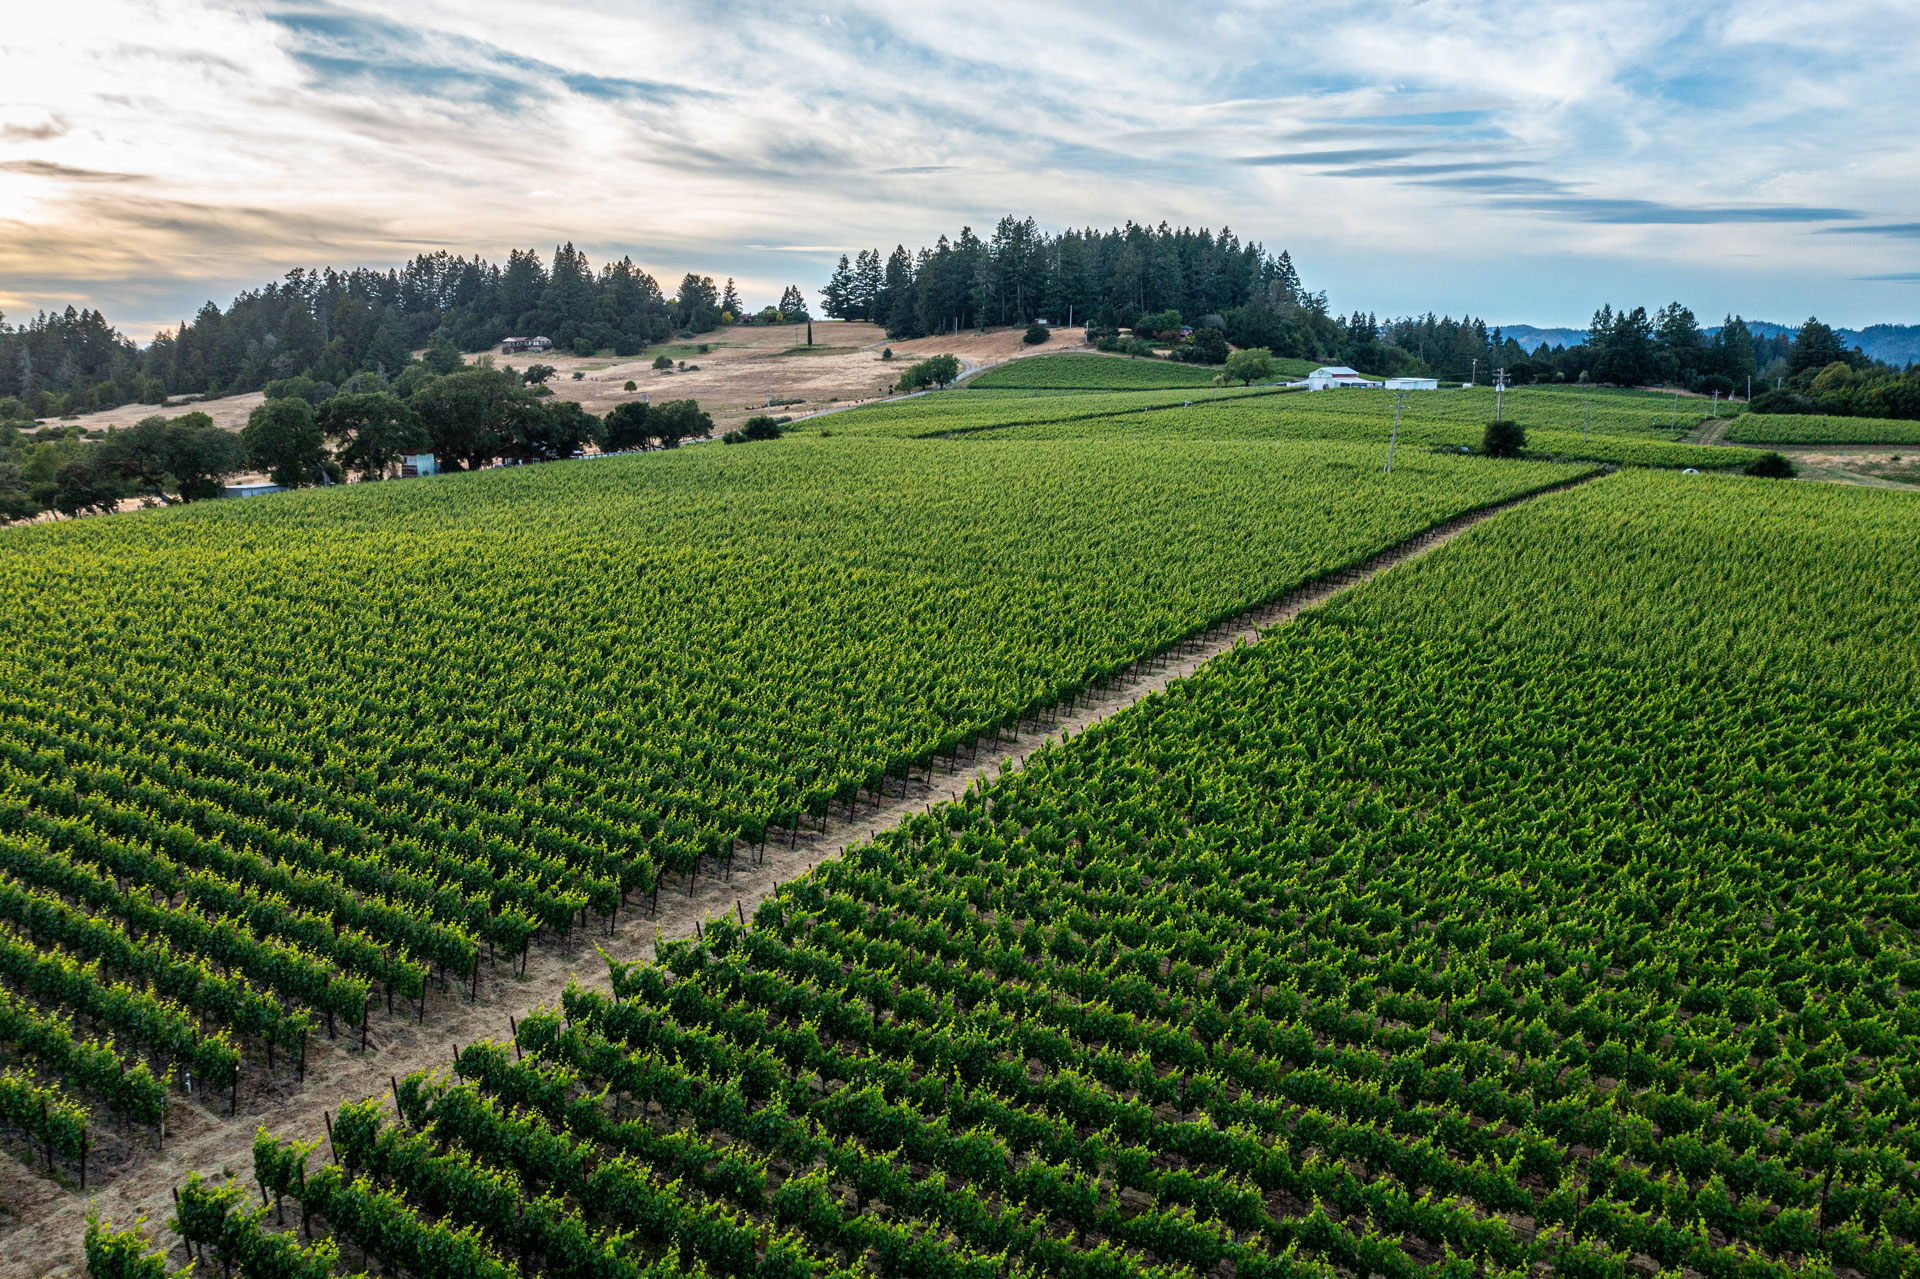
[400,453,438,478]
[1384,377,1440,391]
[1305,366,1381,390]
[222,481,282,500]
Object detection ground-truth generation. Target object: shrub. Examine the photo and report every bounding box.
[653,355,673,370]
[1223,348,1274,386]
[1023,323,1050,346]
[571,370,584,380]
[1745,451,1797,479]
[625,380,637,391]
[1482,419,1526,457]
[881,348,894,361]
[1173,327,1228,365]
[523,364,557,385]
[722,415,785,445]
[897,353,963,392]
[572,337,594,357]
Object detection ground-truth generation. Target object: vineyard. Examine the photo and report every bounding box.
[811,382,1762,469]
[0,436,1587,1245]
[988,398,1763,471]
[149,467,1919,1279]
[5,343,1914,1278]
[969,354,1316,391]
[801,383,1284,437]
[1723,414,1920,446]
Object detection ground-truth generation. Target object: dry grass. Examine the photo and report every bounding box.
[51,323,1088,445]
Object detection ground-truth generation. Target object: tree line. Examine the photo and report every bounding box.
[0,355,715,523]
[0,248,810,419]
[819,217,1299,341]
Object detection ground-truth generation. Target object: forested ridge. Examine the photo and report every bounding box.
[3,216,1914,427]
[0,247,771,418]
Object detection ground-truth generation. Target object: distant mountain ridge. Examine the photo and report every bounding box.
[1499,320,1919,366]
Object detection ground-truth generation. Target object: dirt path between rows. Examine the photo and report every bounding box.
[8,467,1608,1277]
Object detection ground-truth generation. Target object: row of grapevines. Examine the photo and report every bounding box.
[0,1068,88,1172]
[172,1172,349,1279]
[0,986,166,1128]
[0,918,241,1089]
[0,869,307,1055]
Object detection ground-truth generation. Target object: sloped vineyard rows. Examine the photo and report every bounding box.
[234,471,1920,1278]
[1724,415,1920,445]
[0,440,1583,1185]
[988,396,1761,470]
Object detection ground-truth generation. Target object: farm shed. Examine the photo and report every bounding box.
[1306,366,1381,390]
[400,453,438,478]
[1384,377,1440,391]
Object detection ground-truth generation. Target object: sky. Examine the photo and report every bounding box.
[2,0,1918,341]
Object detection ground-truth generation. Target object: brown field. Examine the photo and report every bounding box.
[53,322,1088,444]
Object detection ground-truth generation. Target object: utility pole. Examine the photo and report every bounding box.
[1671,389,1680,428]
[1584,398,1592,445]
[1493,368,1509,422]
[1469,358,1478,388]
[1711,390,1720,418]
[1387,390,1409,474]
[1747,374,1752,404]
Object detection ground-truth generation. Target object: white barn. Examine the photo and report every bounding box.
[1384,377,1439,391]
[1306,366,1381,390]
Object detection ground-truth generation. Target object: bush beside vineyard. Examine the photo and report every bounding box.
[243,466,1916,1278]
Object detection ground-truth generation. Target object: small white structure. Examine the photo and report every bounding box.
[223,481,282,500]
[1306,366,1382,391]
[500,336,554,354]
[400,453,438,478]
[1384,377,1439,391]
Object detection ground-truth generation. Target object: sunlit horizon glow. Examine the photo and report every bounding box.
[2,0,1917,342]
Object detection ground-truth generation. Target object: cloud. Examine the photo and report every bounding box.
[0,0,1916,333]
[1821,223,1920,237]
[1420,173,1574,195]
[2,117,68,142]
[1491,197,1862,225]
[1235,146,1422,166]
[0,159,145,183]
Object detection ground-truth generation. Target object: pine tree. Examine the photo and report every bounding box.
[719,278,742,321]
[822,256,854,320]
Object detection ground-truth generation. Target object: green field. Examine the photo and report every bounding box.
[801,383,1285,436]
[988,393,1765,469]
[1724,413,1920,445]
[969,353,1320,390]
[970,353,1226,389]
[228,469,1920,1279]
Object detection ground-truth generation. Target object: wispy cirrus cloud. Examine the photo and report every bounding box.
[0,0,1915,333]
